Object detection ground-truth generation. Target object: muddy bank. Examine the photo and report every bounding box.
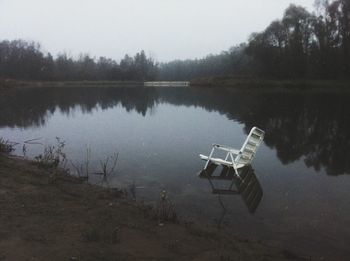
[0,153,301,261]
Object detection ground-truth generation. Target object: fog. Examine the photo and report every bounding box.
[0,0,315,61]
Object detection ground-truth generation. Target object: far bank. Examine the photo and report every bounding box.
[190,77,350,92]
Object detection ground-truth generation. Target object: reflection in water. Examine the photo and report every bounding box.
[1,87,350,176]
[0,87,159,128]
[198,164,263,227]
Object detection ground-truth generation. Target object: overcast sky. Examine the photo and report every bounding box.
[0,0,315,62]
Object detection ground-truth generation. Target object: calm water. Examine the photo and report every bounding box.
[1,87,350,259]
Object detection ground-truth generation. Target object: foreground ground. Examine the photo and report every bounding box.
[0,153,305,261]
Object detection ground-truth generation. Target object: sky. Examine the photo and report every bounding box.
[0,0,315,62]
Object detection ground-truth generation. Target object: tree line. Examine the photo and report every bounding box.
[0,0,349,81]
[0,40,157,81]
[246,0,350,78]
[157,44,251,80]
[159,0,350,80]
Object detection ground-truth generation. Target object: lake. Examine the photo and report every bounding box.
[1,86,350,259]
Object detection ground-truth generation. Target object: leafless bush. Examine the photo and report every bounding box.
[34,137,67,169]
[0,137,16,154]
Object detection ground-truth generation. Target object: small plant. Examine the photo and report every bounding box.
[95,152,119,186]
[35,137,67,169]
[99,152,119,177]
[128,181,136,200]
[22,137,43,158]
[110,226,120,244]
[155,190,177,225]
[70,147,91,181]
[22,144,27,157]
[0,137,16,154]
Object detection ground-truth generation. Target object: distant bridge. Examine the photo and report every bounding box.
[144,81,190,87]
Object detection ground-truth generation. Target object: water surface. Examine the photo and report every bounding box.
[1,87,350,259]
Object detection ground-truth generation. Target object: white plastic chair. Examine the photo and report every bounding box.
[199,127,265,176]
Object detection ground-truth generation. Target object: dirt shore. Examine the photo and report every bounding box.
[0,153,299,261]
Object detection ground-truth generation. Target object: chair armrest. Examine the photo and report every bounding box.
[212,144,240,154]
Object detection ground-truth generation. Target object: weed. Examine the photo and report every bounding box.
[95,152,119,186]
[22,137,43,158]
[110,226,120,244]
[99,152,119,177]
[128,181,136,200]
[22,144,27,157]
[34,137,67,169]
[0,137,16,154]
[70,147,91,181]
[155,190,177,224]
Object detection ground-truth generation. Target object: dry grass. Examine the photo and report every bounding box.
[0,137,16,154]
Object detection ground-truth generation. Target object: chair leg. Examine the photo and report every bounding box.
[224,152,230,161]
[204,147,215,169]
[204,160,210,170]
[233,166,242,180]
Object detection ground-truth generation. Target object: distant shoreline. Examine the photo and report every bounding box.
[1,78,350,93]
[0,79,144,88]
[190,77,350,92]
[0,80,192,92]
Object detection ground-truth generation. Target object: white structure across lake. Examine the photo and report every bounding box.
[144,81,190,87]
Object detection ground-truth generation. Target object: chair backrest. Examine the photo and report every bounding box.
[236,127,265,166]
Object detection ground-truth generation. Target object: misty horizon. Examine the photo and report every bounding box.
[0,0,314,62]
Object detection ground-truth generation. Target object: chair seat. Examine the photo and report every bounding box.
[199,154,245,169]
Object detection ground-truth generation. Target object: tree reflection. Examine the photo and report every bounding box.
[0,87,159,128]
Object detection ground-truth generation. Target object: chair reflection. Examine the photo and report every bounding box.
[198,163,263,214]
